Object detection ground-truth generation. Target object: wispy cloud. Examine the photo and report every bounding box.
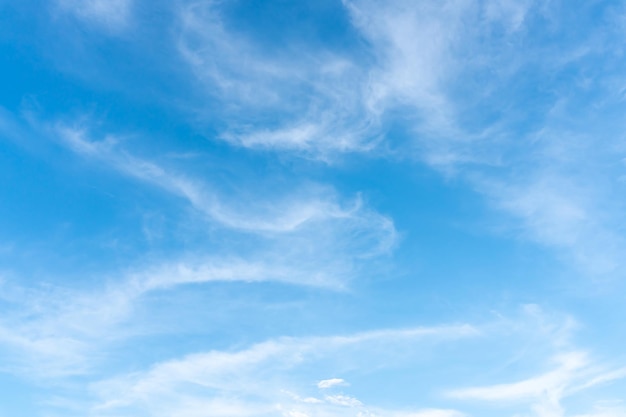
[55,0,133,32]
[448,351,626,417]
[0,111,398,378]
[34,0,626,278]
[343,0,469,128]
[176,0,381,158]
[170,0,623,278]
[476,169,626,276]
[571,406,626,417]
[317,378,347,389]
[341,0,626,278]
[81,305,626,417]
[171,0,537,159]
[449,350,588,400]
[0,248,395,379]
[5,2,626,417]
[54,123,396,244]
[92,324,476,417]
[50,121,398,289]
[447,306,626,417]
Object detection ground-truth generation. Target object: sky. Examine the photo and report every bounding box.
[2,0,626,416]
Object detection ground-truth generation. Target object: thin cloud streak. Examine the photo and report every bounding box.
[3,2,626,416]
[54,0,133,32]
[92,324,477,416]
[0,252,370,379]
[172,0,626,278]
[448,346,626,416]
[0,110,399,379]
[176,0,382,158]
[55,124,397,244]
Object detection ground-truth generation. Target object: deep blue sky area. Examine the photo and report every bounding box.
[1,1,626,416]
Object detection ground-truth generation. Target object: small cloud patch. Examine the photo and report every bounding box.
[317,378,348,389]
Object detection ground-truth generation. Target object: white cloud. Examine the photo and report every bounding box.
[168,0,626,278]
[317,378,347,389]
[54,124,396,244]
[483,0,533,32]
[438,305,626,417]
[286,411,310,417]
[54,124,396,288]
[45,0,626,279]
[343,0,468,124]
[340,0,626,277]
[172,0,536,160]
[55,0,133,32]
[0,252,369,378]
[480,175,624,275]
[572,405,626,417]
[5,3,626,417]
[92,324,476,416]
[84,306,626,417]
[448,351,588,401]
[324,394,362,407]
[448,350,626,417]
[50,122,398,289]
[386,411,464,417]
[175,0,381,158]
[0,110,400,379]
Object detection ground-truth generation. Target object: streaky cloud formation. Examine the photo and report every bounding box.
[54,0,133,32]
[170,0,626,276]
[87,306,626,417]
[317,378,347,389]
[2,1,626,416]
[92,323,477,417]
[54,122,396,242]
[176,0,381,157]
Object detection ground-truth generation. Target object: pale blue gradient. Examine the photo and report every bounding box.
[1,1,626,416]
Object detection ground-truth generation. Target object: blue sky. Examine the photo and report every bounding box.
[2,0,626,416]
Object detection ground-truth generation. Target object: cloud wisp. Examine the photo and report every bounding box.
[92,323,477,417]
[4,2,626,417]
[55,123,396,246]
[168,0,626,278]
[51,121,398,288]
[80,306,626,417]
[0,253,369,379]
[175,0,382,158]
[0,112,398,379]
[54,0,133,32]
[449,351,626,417]
[444,306,626,417]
